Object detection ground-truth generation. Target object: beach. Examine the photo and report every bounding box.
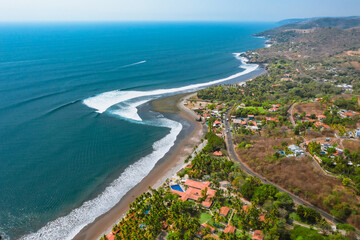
[73,93,207,240]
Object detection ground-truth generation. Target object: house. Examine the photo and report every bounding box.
[220,206,231,217]
[213,120,222,127]
[106,233,116,240]
[342,112,354,118]
[248,115,255,120]
[266,117,279,122]
[317,115,326,121]
[355,129,360,138]
[242,205,249,213]
[201,223,215,233]
[233,119,247,125]
[213,151,223,156]
[252,230,264,240]
[230,115,236,119]
[315,121,330,129]
[269,107,277,112]
[288,145,304,156]
[321,143,332,151]
[288,145,300,152]
[171,179,216,208]
[259,214,266,222]
[224,225,236,234]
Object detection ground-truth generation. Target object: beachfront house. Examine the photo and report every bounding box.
[171,179,216,208]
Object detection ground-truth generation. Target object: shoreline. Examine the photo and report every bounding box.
[73,56,266,240]
[73,93,207,240]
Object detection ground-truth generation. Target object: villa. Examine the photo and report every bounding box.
[171,179,216,208]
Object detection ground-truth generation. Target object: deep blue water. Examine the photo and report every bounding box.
[0,22,273,239]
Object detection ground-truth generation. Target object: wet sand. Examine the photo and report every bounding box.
[73,93,206,240]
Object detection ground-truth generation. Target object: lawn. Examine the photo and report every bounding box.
[244,107,267,114]
[200,212,212,224]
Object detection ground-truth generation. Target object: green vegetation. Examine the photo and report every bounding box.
[203,131,226,153]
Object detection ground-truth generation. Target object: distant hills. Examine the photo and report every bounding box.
[277,18,318,25]
[258,16,360,38]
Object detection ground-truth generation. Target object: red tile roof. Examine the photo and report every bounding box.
[172,180,216,208]
[266,117,279,122]
[185,179,210,190]
[106,233,115,240]
[252,230,264,240]
[213,151,223,156]
[242,205,249,213]
[259,213,266,222]
[201,223,215,232]
[224,225,236,233]
[220,206,230,216]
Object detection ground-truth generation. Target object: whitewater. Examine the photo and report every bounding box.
[20,53,258,240]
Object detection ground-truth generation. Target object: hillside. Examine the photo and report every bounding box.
[259,16,360,38]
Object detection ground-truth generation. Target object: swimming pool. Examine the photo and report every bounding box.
[171,184,184,192]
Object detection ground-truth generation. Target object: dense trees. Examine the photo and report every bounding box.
[296,205,321,224]
[203,131,226,153]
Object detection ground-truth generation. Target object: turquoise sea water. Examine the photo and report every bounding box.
[0,22,273,239]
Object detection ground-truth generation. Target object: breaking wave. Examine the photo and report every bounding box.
[83,53,258,116]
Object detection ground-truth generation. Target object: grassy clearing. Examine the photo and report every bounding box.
[200,212,212,224]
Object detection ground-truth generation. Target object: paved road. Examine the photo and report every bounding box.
[223,112,342,225]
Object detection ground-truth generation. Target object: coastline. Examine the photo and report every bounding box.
[73,56,266,240]
[73,93,207,240]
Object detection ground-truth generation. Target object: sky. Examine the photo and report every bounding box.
[0,0,359,22]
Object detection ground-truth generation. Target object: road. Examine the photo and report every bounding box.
[287,103,297,127]
[223,112,342,225]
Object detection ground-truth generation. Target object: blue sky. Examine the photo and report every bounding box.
[1,0,359,22]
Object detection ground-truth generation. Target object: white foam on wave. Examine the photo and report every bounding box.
[110,99,150,121]
[21,118,182,240]
[83,54,258,114]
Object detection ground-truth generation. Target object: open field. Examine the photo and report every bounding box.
[293,102,325,116]
[342,140,360,152]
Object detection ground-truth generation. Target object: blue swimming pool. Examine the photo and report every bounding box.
[171,184,184,192]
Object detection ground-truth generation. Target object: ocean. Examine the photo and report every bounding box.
[0,22,273,239]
